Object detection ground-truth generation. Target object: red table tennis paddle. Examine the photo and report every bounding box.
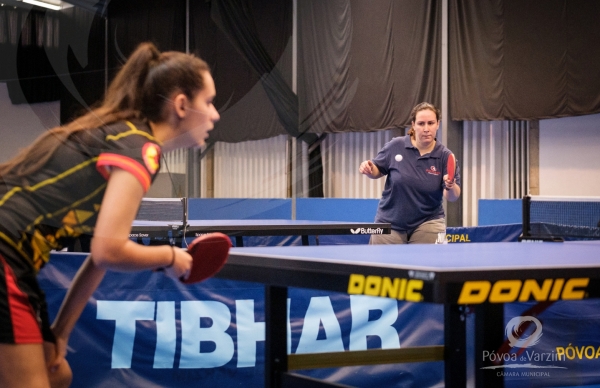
[447,153,456,183]
[180,232,232,284]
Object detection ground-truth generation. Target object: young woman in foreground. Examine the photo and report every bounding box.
[0,42,219,387]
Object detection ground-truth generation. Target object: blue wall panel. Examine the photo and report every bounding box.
[478,199,522,226]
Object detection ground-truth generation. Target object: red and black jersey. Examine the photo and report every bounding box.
[0,120,162,272]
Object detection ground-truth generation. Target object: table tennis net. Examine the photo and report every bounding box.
[135,198,186,222]
[522,195,600,240]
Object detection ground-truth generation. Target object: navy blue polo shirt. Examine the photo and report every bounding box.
[372,135,461,233]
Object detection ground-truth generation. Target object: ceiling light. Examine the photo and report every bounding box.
[20,0,70,10]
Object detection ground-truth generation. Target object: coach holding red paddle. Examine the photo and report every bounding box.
[359,102,461,244]
[0,42,227,387]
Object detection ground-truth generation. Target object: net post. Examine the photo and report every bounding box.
[520,195,531,240]
[181,197,188,227]
[181,197,189,244]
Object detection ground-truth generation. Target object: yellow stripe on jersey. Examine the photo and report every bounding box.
[105,121,160,143]
[21,183,107,237]
[0,157,99,207]
[0,232,30,262]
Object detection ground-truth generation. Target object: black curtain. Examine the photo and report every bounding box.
[193,0,438,141]
[2,1,441,135]
[190,0,307,144]
[107,0,186,80]
[450,0,600,121]
[1,9,61,104]
[297,0,441,134]
[189,1,323,196]
[0,7,106,124]
[210,0,317,145]
[58,7,106,124]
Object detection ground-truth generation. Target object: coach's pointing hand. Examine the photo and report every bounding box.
[359,160,382,179]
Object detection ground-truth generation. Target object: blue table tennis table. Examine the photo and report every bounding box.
[130,219,391,247]
[212,240,600,388]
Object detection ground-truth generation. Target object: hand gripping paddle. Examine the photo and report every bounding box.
[447,153,456,183]
[180,232,232,284]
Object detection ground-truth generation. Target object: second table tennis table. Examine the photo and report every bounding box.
[130,219,391,247]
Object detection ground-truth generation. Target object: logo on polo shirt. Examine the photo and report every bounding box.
[426,166,441,175]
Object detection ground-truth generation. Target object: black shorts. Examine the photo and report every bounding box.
[0,252,54,344]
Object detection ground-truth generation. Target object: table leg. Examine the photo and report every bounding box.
[475,304,505,387]
[265,285,288,388]
[236,236,244,247]
[301,235,309,246]
[444,304,467,387]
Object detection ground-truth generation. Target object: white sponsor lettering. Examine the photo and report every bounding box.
[236,300,265,367]
[350,228,384,235]
[96,301,155,368]
[349,296,401,350]
[180,301,234,368]
[96,295,401,369]
[154,302,176,368]
[296,296,344,354]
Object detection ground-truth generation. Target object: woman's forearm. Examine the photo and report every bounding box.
[51,255,106,341]
[444,184,461,202]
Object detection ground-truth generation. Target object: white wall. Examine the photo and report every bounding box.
[539,113,600,197]
[0,83,60,163]
[213,135,289,198]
